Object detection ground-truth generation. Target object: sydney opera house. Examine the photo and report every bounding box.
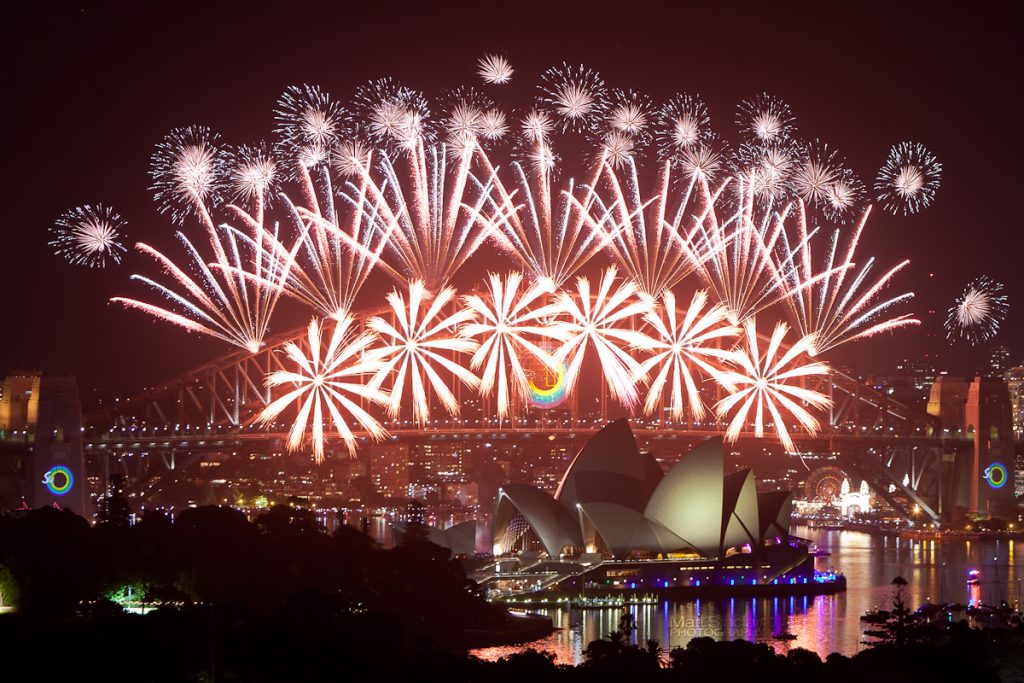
[484,420,842,598]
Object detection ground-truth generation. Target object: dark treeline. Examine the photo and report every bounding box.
[2,505,1024,681]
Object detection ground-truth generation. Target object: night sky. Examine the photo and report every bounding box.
[3,1,1020,403]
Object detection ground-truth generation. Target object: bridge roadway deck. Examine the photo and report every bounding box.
[84,425,969,454]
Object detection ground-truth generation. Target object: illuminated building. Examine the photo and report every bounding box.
[989,345,1012,377]
[1006,365,1024,440]
[485,420,836,597]
[0,372,87,514]
[839,478,873,517]
[412,442,467,484]
[366,443,409,498]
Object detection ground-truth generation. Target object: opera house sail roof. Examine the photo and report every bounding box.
[494,419,793,560]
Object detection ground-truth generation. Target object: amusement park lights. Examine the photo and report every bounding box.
[98,57,942,460]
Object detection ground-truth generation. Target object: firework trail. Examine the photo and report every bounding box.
[50,204,127,268]
[477,54,514,85]
[775,205,919,354]
[258,315,389,463]
[365,280,480,424]
[715,319,832,452]
[581,158,727,300]
[460,272,562,420]
[340,140,497,292]
[219,160,401,320]
[111,225,289,353]
[150,125,228,226]
[547,266,655,410]
[686,177,795,323]
[874,141,942,215]
[116,132,292,352]
[636,290,740,421]
[473,145,609,290]
[945,276,1008,345]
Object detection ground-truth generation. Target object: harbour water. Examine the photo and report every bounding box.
[472,526,1024,663]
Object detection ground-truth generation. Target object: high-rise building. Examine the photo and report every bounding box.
[1006,365,1024,440]
[411,443,467,484]
[366,443,409,498]
[990,345,1012,377]
[0,372,87,515]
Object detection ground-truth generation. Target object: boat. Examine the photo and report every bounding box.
[773,632,798,641]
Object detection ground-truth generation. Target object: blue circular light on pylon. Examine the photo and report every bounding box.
[43,466,74,496]
[983,463,1008,490]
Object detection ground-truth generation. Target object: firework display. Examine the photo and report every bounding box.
[546,266,655,410]
[945,276,1009,345]
[461,272,562,420]
[50,204,127,268]
[774,205,920,354]
[104,58,940,459]
[258,316,389,463]
[365,280,480,425]
[874,142,942,215]
[715,320,832,452]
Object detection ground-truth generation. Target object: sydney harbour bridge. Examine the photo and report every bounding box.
[82,300,975,526]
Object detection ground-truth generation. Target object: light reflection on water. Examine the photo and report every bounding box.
[472,526,1024,663]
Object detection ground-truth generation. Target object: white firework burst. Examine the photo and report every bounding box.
[365,281,480,424]
[460,272,561,419]
[477,53,514,85]
[676,140,727,183]
[50,204,128,268]
[259,315,390,463]
[656,93,711,159]
[822,171,865,222]
[600,130,637,169]
[354,78,433,151]
[273,84,346,173]
[478,108,509,141]
[149,125,228,225]
[736,93,796,143]
[792,139,841,206]
[737,141,800,200]
[538,63,607,133]
[636,290,740,421]
[606,89,654,141]
[715,319,832,452]
[331,138,371,178]
[521,108,555,143]
[874,141,942,215]
[227,142,278,213]
[945,276,1009,345]
[547,266,655,409]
